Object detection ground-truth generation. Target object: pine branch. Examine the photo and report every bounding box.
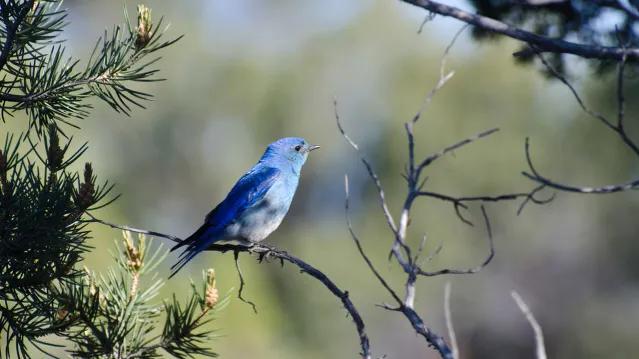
[55,233,223,359]
[0,0,36,72]
[0,129,116,357]
[0,2,182,133]
[0,3,181,357]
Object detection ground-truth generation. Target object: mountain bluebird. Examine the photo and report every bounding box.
[170,137,319,277]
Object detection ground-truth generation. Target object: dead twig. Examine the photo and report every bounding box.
[444,282,459,359]
[511,291,548,359]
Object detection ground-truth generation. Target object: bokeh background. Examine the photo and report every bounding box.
[8,0,639,357]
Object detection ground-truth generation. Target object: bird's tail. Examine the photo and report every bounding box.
[169,224,217,278]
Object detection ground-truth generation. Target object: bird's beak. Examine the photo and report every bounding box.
[307,145,320,152]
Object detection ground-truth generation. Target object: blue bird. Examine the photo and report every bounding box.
[170,137,320,277]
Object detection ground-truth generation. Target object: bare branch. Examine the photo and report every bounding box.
[511,291,548,359]
[515,185,555,215]
[344,168,453,358]
[406,23,465,193]
[335,23,536,357]
[411,24,466,125]
[523,137,639,193]
[444,282,459,359]
[417,11,436,34]
[399,0,639,61]
[85,212,181,242]
[335,100,413,272]
[344,175,402,304]
[401,306,453,359]
[520,48,639,195]
[416,128,499,173]
[533,46,639,157]
[87,215,373,359]
[532,48,617,132]
[398,26,469,272]
[418,191,520,206]
[417,184,554,221]
[233,251,257,314]
[335,16,555,358]
[417,205,494,277]
[404,271,418,309]
[617,54,627,131]
[208,242,372,359]
[334,101,399,238]
[614,54,637,157]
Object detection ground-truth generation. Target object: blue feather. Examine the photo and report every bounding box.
[169,166,280,277]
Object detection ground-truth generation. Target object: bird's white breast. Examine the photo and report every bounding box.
[226,176,298,243]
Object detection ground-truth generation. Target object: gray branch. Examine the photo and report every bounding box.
[511,291,548,359]
[521,51,639,194]
[334,24,553,358]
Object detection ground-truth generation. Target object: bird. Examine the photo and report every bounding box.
[169,137,320,277]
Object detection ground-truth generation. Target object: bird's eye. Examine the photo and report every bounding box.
[294,145,302,152]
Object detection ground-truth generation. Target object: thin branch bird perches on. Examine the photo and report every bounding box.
[85,213,373,359]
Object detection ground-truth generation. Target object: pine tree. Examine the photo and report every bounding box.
[0,2,223,357]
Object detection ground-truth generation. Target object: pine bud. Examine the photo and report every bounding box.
[0,149,6,175]
[55,307,69,322]
[124,231,144,272]
[204,269,219,309]
[46,125,63,172]
[135,4,153,49]
[74,163,96,210]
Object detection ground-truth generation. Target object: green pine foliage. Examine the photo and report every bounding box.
[0,1,222,357]
[57,233,225,359]
[1,1,182,134]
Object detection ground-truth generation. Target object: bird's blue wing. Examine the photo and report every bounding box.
[169,165,280,277]
[204,166,280,229]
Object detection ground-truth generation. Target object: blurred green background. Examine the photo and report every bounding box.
[8,0,639,357]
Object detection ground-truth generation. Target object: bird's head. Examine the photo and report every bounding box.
[261,137,320,169]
